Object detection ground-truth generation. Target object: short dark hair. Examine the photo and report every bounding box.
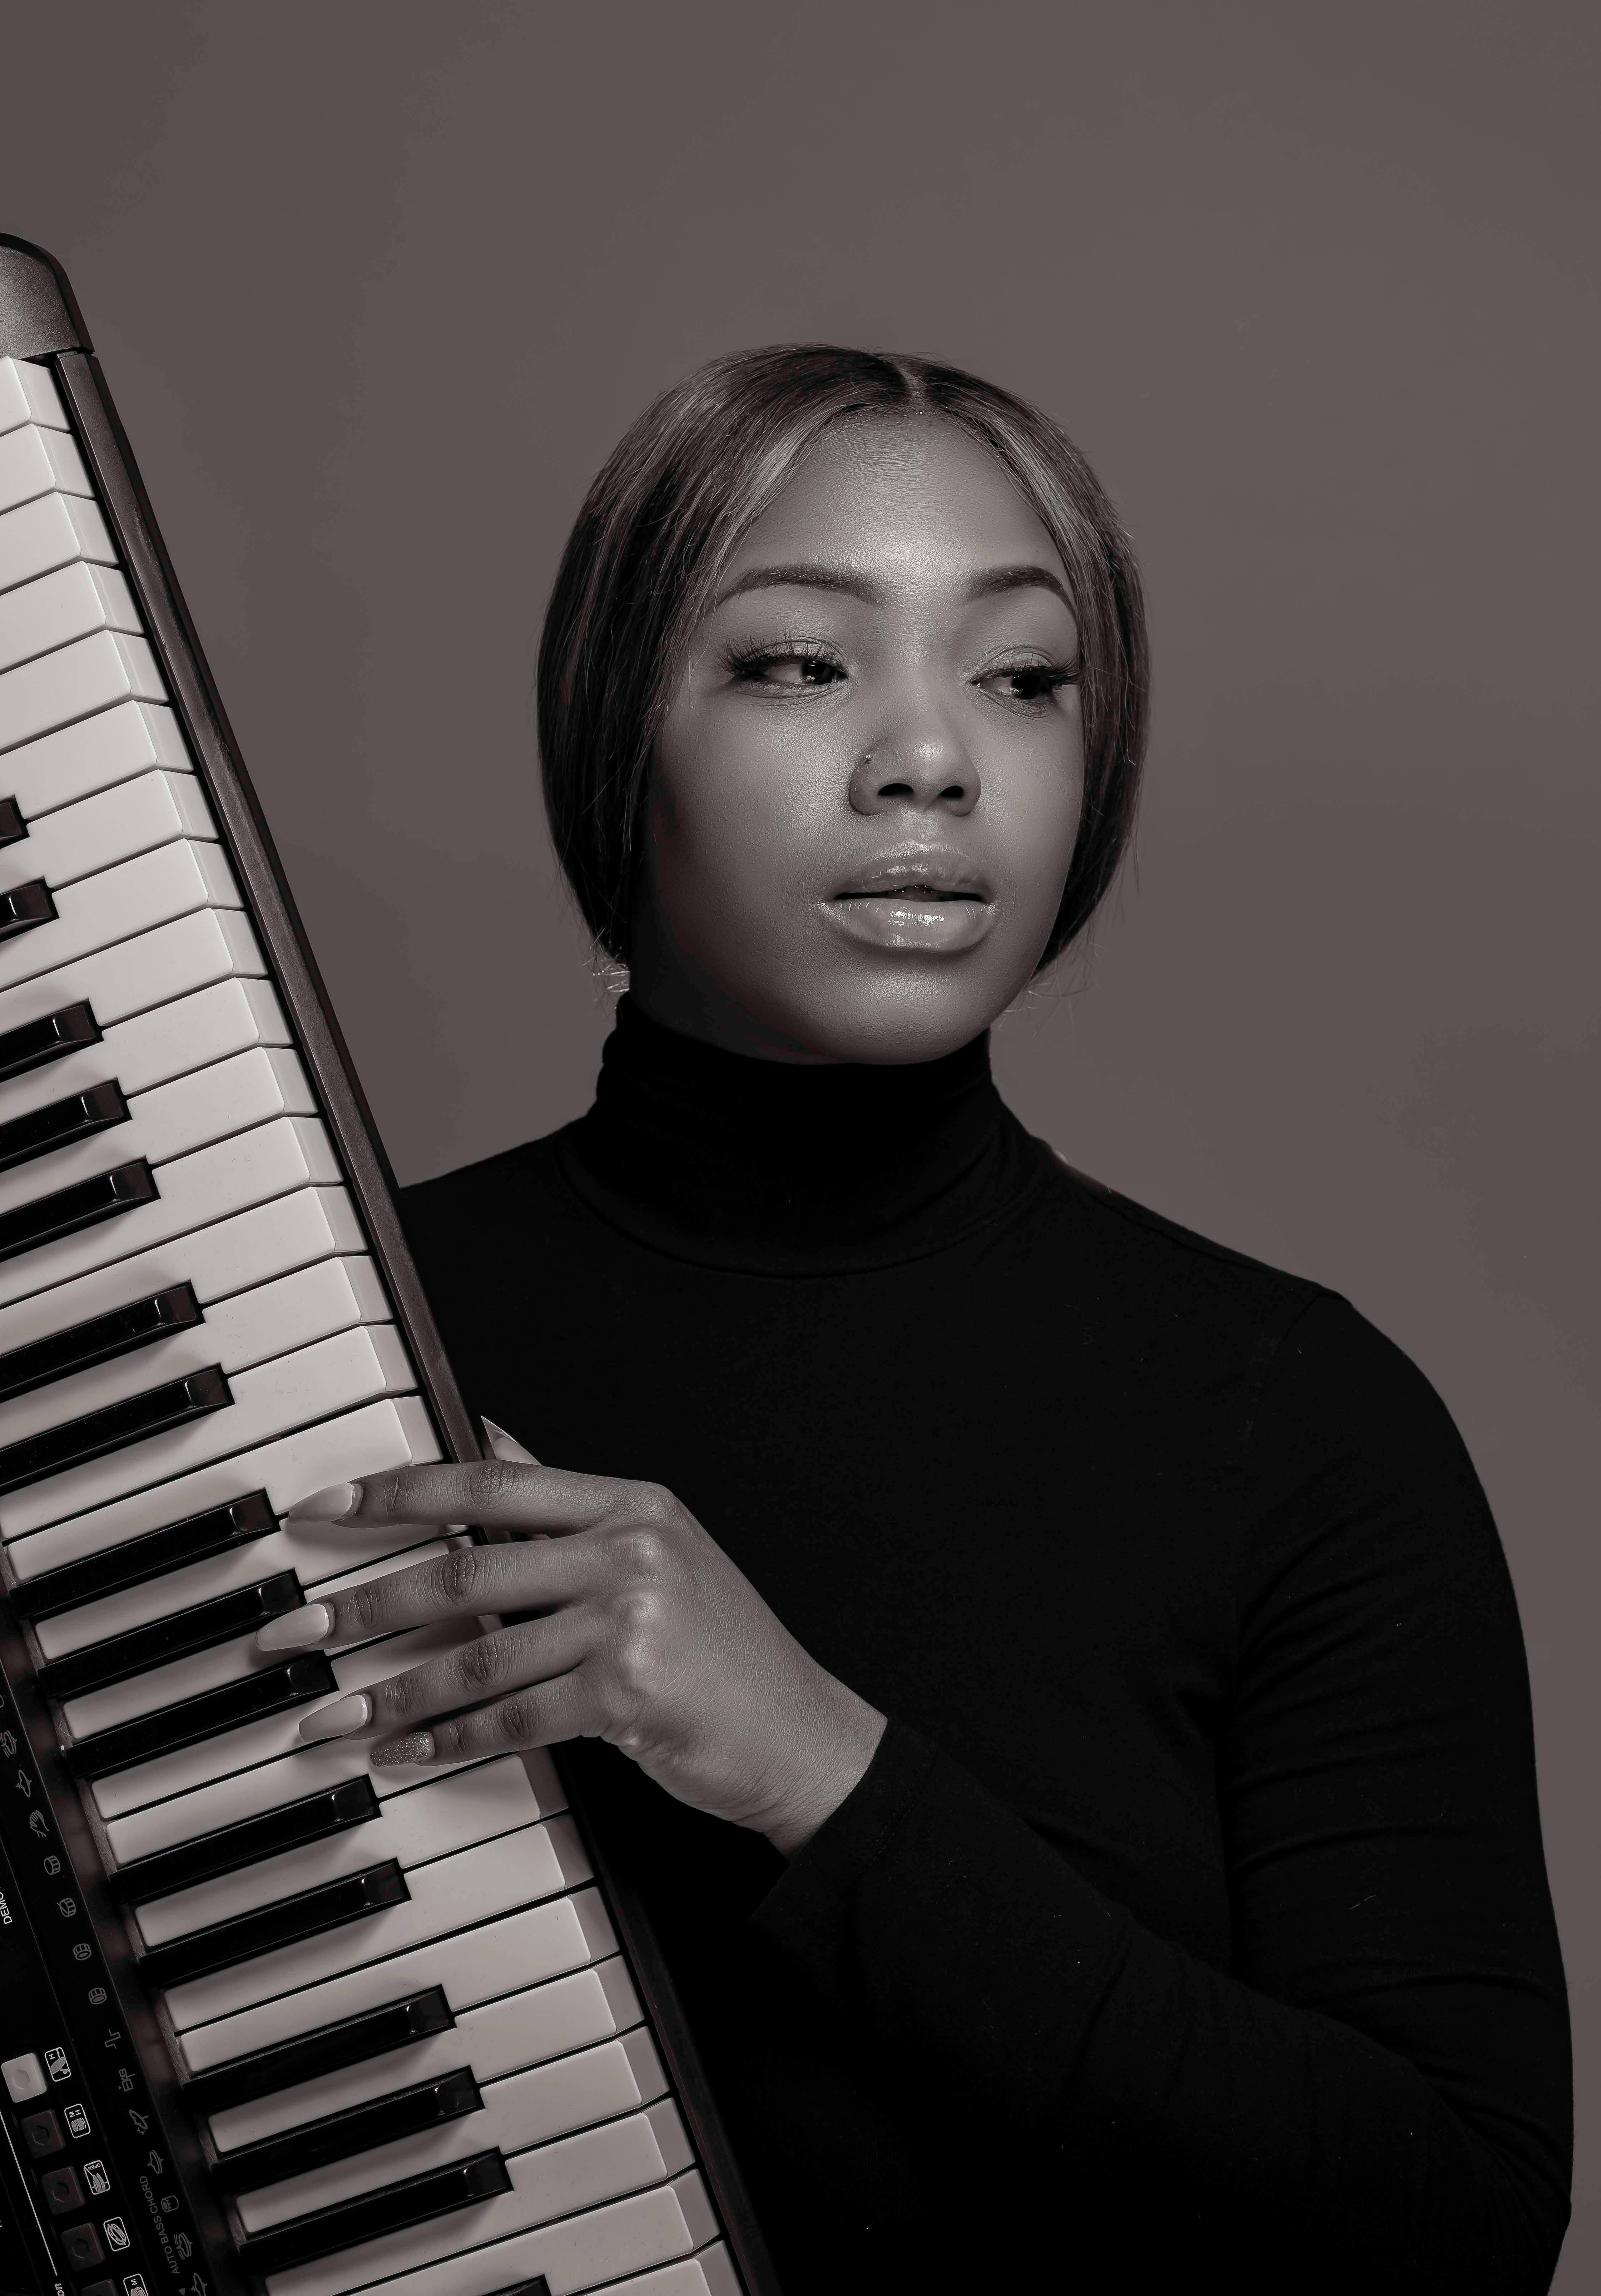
[537,345,1149,969]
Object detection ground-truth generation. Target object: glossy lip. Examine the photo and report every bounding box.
[822,846,998,953]
[831,845,993,902]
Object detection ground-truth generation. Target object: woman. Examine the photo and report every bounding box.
[269,350,1571,2290]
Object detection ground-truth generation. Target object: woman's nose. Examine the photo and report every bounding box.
[847,714,981,818]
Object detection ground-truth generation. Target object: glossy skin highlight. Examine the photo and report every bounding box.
[631,415,1086,1062]
[265,420,1089,1853]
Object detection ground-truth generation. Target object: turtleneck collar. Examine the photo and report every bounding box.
[554,995,1054,1275]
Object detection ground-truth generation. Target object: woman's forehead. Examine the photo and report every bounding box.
[723,415,1068,596]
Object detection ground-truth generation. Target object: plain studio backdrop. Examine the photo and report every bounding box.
[3,1,1596,2280]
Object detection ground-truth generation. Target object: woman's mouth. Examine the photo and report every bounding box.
[822,850,998,952]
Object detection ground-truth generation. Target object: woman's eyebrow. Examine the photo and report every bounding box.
[963,564,1075,611]
[713,562,1074,612]
[715,563,882,607]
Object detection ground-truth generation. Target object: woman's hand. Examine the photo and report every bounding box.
[261,1455,886,1857]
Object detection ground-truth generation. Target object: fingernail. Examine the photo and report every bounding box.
[255,1602,332,1653]
[482,1419,540,1466]
[372,1730,435,1768]
[284,1481,361,1524]
[298,1692,371,1742]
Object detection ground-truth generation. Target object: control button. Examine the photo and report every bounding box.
[42,2165,84,2214]
[20,2108,63,2157]
[80,2281,116,2296]
[60,2225,104,2271]
[2,2050,47,2102]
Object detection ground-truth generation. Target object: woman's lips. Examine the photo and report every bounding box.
[821,889,998,953]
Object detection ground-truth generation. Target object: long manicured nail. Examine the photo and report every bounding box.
[372,1731,435,1768]
[482,1419,540,1466]
[255,1602,332,1653]
[298,1692,371,1743]
[284,1481,362,1524]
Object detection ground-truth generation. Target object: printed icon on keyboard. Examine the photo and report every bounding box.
[103,2217,131,2251]
[84,2158,111,2197]
[44,2043,70,2081]
[124,2277,150,2296]
[66,2102,92,2138]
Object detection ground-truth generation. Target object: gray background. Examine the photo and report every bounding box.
[4,1,1596,2279]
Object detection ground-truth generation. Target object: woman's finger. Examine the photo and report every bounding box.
[258,1534,608,1655]
[372,1667,604,1769]
[296,1605,596,1747]
[282,1459,649,1536]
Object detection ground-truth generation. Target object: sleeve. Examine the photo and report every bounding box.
[750,1293,1572,2293]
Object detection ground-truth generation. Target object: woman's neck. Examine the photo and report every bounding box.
[554,995,1053,1275]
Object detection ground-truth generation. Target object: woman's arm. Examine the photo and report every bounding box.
[751,1295,1572,2291]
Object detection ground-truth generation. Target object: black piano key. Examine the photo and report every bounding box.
[183,1987,455,2118]
[0,999,101,1083]
[235,2149,511,2279]
[0,1078,128,1174]
[0,1363,230,1493]
[482,2282,551,2296]
[0,1157,157,1264]
[65,1652,336,1780]
[9,1487,276,1622]
[0,1280,202,1405]
[0,879,55,940]
[112,1774,378,1905]
[137,1860,410,1993]
[39,1569,304,1703]
[0,797,26,848]
[214,2067,482,2196]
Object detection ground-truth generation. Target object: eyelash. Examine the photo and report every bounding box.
[723,640,1080,704]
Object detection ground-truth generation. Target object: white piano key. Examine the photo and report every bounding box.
[0,1045,313,1227]
[1,699,187,820]
[262,2104,693,2296]
[0,561,142,677]
[105,1722,560,1872]
[239,2029,668,2233]
[0,492,116,595]
[0,836,237,999]
[0,767,212,896]
[0,905,263,1042]
[0,422,90,517]
[0,360,69,438]
[92,1611,475,1822]
[57,1540,454,1746]
[180,1883,617,2073]
[137,1758,543,1947]
[599,2252,739,2296]
[0,628,164,754]
[1,1319,416,1539]
[269,2172,717,2296]
[166,1815,594,2033]
[209,1957,640,2153]
[0,1253,388,1457]
[0,1184,357,1407]
[16,1387,436,1597]
[0,977,288,1128]
[0,1114,338,1314]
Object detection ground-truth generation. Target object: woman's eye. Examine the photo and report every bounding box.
[980,662,1076,706]
[728,646,846,691]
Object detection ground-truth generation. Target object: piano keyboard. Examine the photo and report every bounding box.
[0,239,769,2296]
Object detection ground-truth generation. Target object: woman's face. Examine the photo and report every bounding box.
[631,414,1085,1063]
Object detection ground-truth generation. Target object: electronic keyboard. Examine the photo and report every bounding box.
[0,235,775,2296]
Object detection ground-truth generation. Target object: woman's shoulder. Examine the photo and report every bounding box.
[397,1126,576,1254]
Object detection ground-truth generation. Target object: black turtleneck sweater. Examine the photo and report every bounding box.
[398,1001,1570,2293]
